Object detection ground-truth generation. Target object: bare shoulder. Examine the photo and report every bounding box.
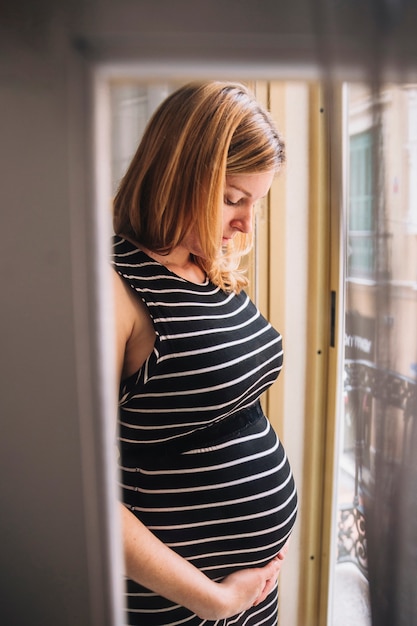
[112,269,156,380]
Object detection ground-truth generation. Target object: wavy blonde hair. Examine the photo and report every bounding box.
[113,81,285,292]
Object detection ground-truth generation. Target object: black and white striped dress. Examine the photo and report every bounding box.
[112,236,298,626]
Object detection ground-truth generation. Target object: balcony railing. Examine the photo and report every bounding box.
[337,360,417,577]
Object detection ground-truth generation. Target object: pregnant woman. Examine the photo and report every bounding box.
[111,81,298,625]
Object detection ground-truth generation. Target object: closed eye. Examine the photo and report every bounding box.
[224,197,243,206]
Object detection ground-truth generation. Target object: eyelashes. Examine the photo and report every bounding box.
[224,197,243,206]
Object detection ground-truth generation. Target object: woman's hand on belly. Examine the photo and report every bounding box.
[122,503,290,620]
[216,553,287,615]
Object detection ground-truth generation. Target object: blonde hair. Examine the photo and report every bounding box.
[113,81,285,292]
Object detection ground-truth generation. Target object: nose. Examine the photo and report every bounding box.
[231,206,253,234]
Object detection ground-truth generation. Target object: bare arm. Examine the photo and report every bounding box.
[112,269,287,619]
[122,504,285,619]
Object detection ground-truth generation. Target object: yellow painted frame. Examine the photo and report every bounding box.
[297,82,343,626]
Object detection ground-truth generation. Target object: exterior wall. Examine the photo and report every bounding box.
[347,83,417,379]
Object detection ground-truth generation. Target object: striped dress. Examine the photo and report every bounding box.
[112,236,298,626]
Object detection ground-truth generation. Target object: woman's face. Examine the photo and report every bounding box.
[221,171,275,246]
[182,170,275,258]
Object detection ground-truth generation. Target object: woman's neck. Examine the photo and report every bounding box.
[129,239,206,284]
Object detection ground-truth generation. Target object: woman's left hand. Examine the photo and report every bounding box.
[252,539,291,607]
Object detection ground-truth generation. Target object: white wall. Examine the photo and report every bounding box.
[279,83,310,626]
[0,7,122,625]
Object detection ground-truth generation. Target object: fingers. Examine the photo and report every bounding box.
[267,553,285,570]
[253,572,278,606]
[277,546,287,560]
[253,547,290,606]
[218,547,290,615]
[275,538,291,561]
[279,537,291,558]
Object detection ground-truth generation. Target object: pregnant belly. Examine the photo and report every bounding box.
[120,413,298,580]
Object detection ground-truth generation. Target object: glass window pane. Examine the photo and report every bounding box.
[332,82,417,626]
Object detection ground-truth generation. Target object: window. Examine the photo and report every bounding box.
[348,130,375,279]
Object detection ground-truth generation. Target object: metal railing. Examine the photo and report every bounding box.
[337,360,417,577]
